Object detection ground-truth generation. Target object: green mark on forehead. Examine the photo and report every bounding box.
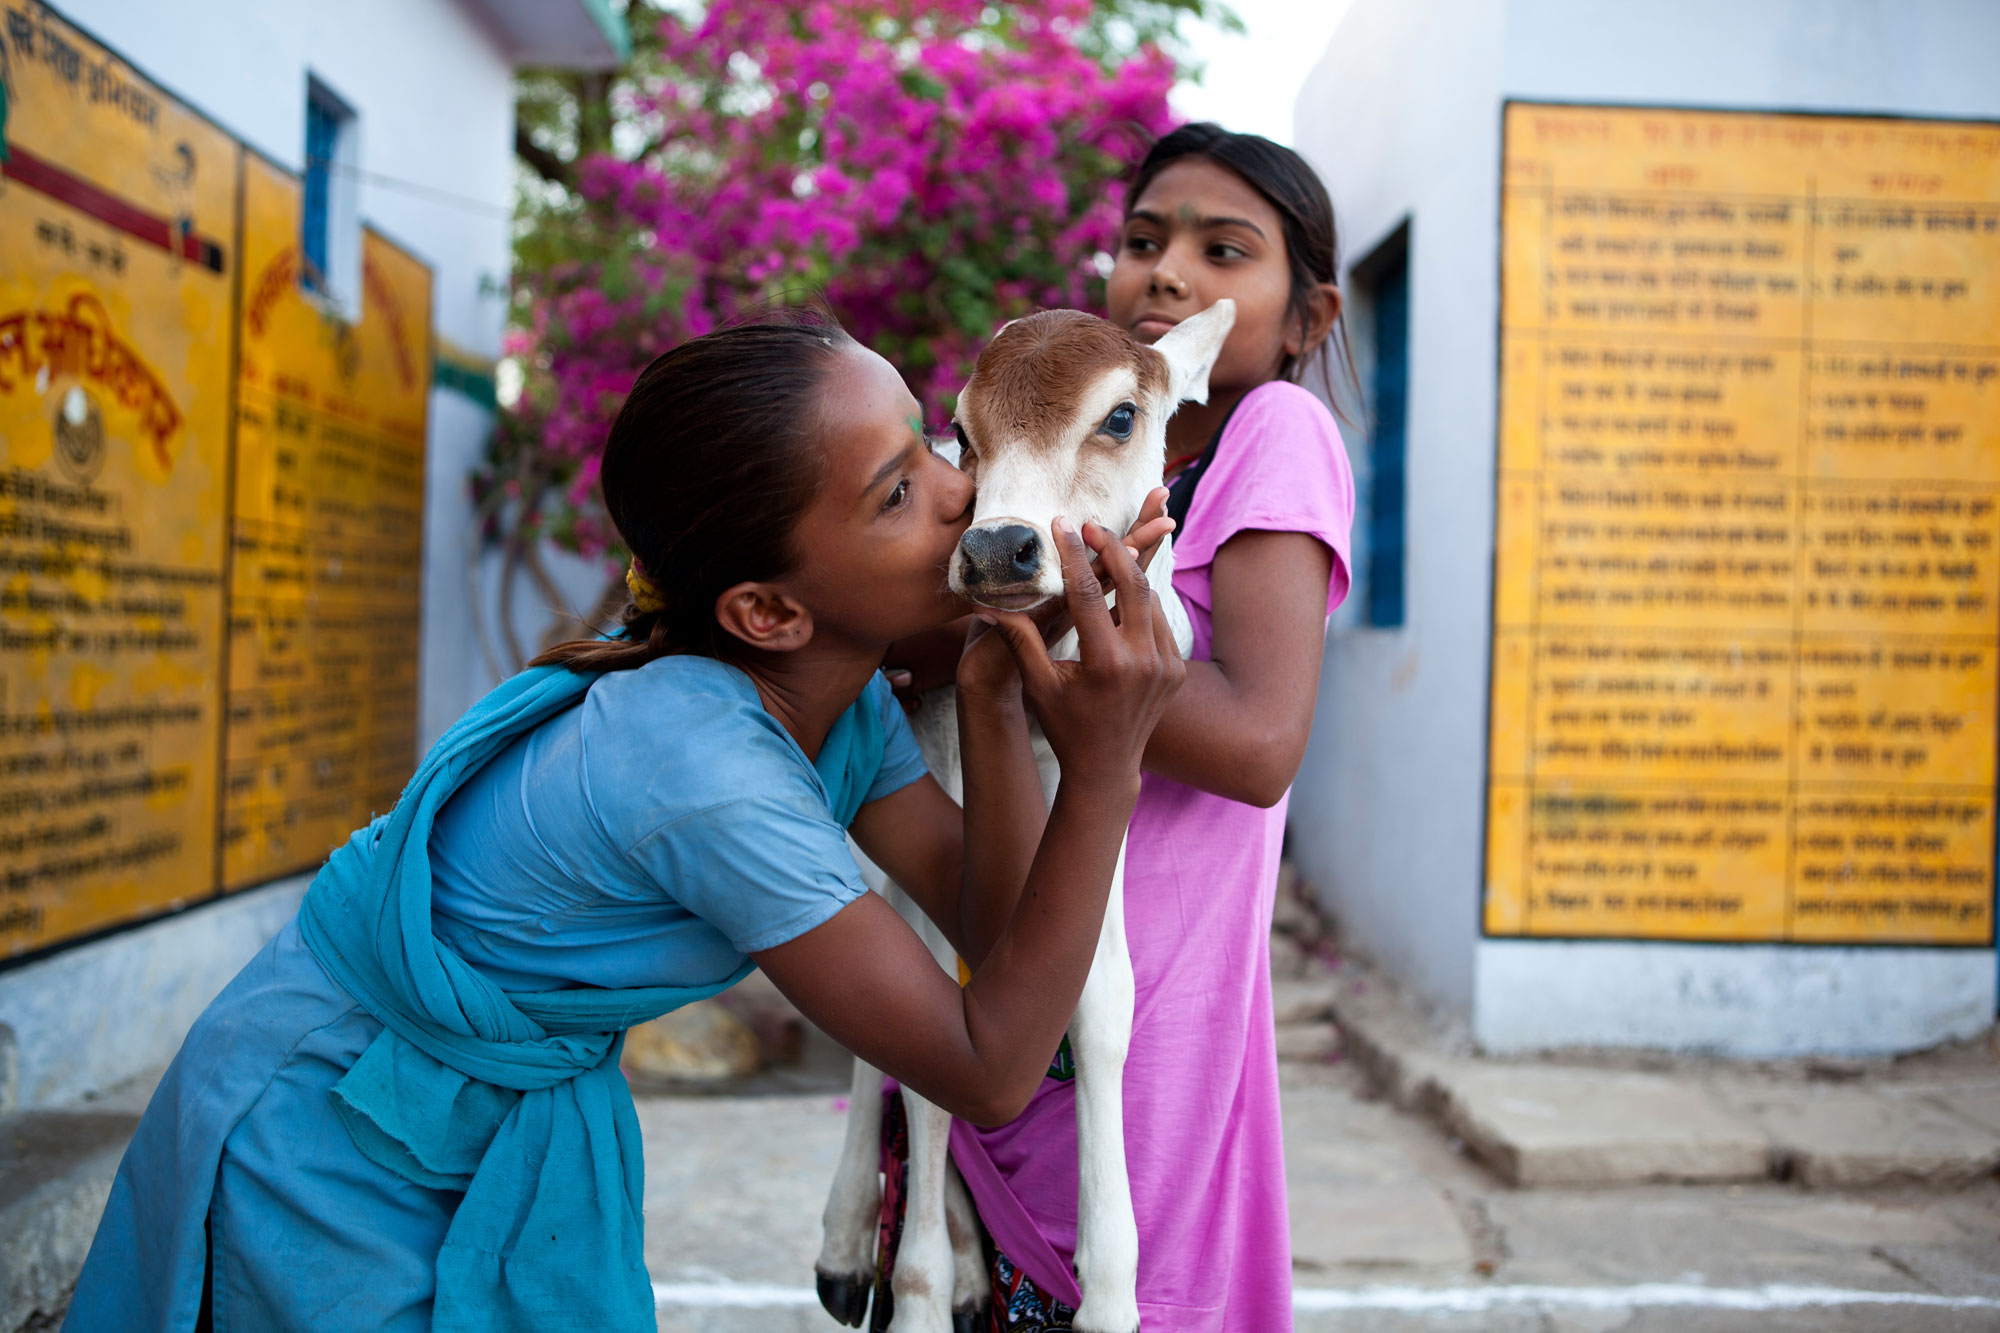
[907,413,925,441]
[1176,202,1201,226]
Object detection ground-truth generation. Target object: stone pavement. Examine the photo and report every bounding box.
[9,876,2000,1332]
[642,871,2000,1332]
[6,1009,2000,1331]
[1329,954,2000,1193]
[642,1057,2000,1332]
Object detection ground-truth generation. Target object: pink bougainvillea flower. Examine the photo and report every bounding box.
[482,0,1182,563]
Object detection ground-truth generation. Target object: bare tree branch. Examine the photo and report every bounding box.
[515,126,574,189]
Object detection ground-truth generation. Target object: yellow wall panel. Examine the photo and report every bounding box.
[0,6,238,956]
[0,8,432,956]
[1488,103,2000,946]
[222,156,430,890]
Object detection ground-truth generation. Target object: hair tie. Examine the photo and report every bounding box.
[625,559,666,615]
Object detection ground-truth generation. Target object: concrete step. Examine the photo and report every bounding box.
[1330,968,2000,1191]
[1716,1082,2000,1189]
[0,1108,135,1331]
[1441,1065,1770,1187]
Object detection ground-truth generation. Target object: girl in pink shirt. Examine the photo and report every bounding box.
[953,122,1355,1333]
[868,123,1358,1333]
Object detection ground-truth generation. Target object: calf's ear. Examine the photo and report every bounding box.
[1153,298,1236,406]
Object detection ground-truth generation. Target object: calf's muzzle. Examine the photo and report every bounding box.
[957,522,1045,596]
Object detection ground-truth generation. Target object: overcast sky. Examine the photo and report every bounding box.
[1168,0,1355,146]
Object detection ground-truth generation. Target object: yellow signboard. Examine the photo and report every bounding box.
[1487,104,2000,945]
[223,157,429,889]
[0,4,239,954]
[0,6,432,957]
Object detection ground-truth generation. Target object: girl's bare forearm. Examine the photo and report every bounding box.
[951,773,1136,1119]
[956,692,1048,968]
[1141,530,1332,806]
[1141,659,1306,806]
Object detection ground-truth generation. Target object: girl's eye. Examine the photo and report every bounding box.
[884,478,911,510]
[1100,403,1137,441]
[1123,234,1161,254]
[1209,242,1247,261]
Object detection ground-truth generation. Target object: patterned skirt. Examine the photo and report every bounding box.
[873,1087,1078,1333]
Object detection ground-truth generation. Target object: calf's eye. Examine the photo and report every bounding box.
[1101,403,1137,440]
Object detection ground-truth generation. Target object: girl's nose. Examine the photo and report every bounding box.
[1149,263,1190,299]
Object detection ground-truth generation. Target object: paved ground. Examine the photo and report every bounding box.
[640,1056,2000,1332]
[8,1030,1998,1331]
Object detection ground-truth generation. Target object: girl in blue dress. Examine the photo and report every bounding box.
[64,318,1184,1333]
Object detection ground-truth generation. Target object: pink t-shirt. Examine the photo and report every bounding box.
[951,380,1354,1330]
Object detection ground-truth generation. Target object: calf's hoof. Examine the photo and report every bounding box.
[815,1268,871,1328]
[952,1306,983,1333]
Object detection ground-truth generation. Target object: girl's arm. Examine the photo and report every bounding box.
[843,664,1046,969]
[756,522,1181,1125]
[1144,529,1333,807]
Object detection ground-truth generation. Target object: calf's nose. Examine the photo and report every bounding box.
[958,522,1043,586]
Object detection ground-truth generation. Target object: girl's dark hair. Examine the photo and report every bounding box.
[1126,122,1362,422]
[533,314,853,673]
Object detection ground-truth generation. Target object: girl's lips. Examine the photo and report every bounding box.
[1131,316,1179,341]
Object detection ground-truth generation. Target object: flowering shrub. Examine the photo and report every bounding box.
[482,0,1181,568]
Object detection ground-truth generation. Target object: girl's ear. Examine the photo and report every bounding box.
[1287,282,1344,362]
[715,583,814,654]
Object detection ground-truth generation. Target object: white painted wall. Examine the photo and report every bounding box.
[1291,0,2000,1051]
[1289,0,1507,1021]
[0,878,305,1108]
[1502,0,2000,122]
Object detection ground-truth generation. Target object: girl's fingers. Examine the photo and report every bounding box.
[1126,518,1175,573]
[1122,489,1176,573]
[1055,517,1118,650]
[1087,521,1157,649]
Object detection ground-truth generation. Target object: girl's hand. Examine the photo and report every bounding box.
[953,491,1174,709]
[977,517,1185,783]
[955,613,1027,707]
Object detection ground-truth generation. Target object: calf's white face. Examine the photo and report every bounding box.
[948,299,1235,609]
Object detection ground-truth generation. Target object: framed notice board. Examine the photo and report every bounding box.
[1485,102,2000,947]
[0,6,431,960]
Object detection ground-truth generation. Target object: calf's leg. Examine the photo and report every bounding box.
[889,1088,960,1331]
[943,1159,991,1330]
[817,1056,885,1327]
[1068,841,1140,1333]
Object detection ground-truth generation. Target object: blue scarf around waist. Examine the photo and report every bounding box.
[297,661,882,1333]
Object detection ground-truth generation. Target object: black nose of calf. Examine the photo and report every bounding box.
[958,523,1043,587]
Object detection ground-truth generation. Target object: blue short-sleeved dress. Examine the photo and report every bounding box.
[65,658,926,1332]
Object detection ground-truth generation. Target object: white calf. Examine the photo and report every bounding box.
[816,301,1236,1333]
